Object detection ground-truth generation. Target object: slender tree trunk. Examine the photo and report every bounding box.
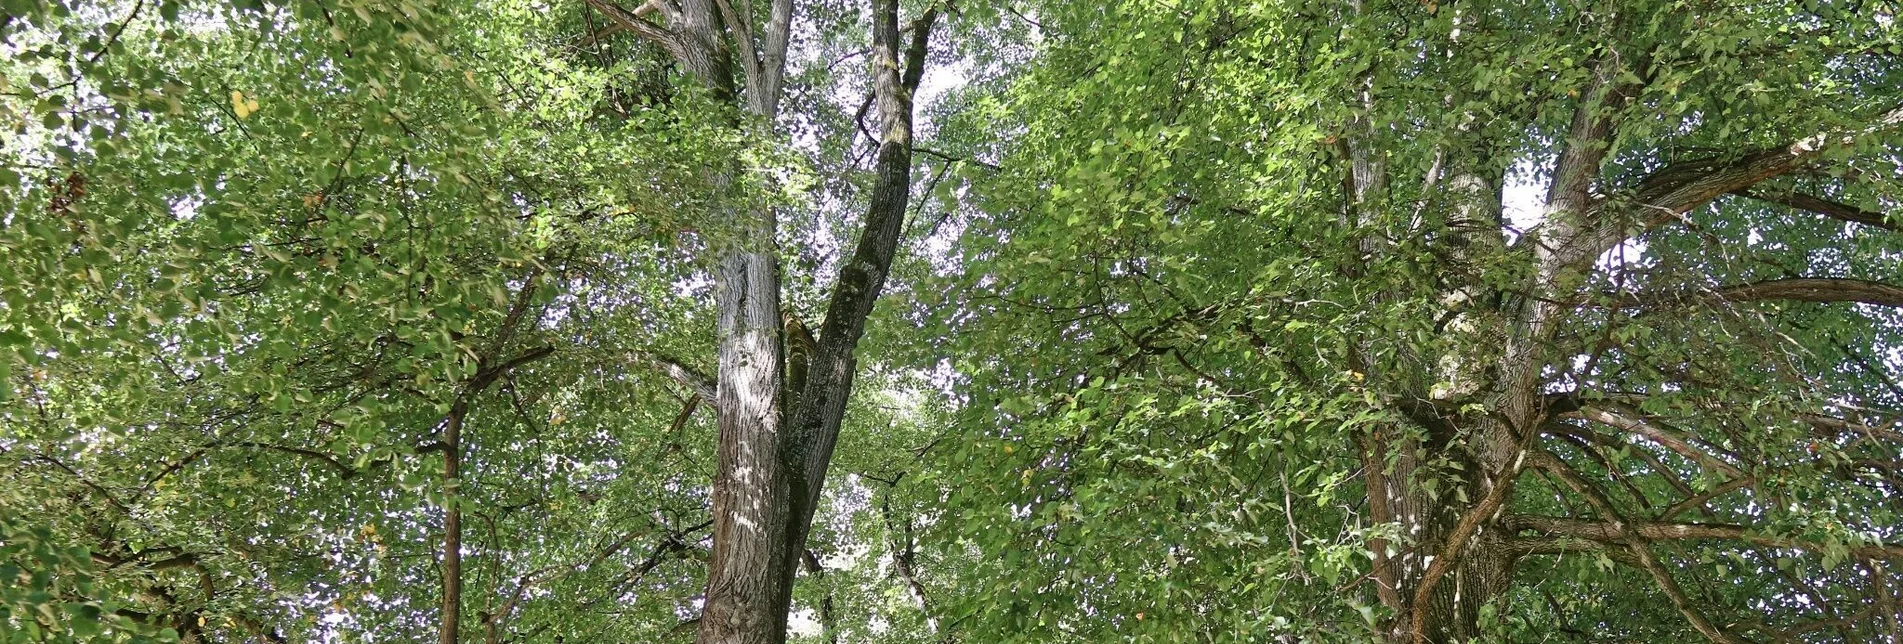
[778,0,935,611]
[439,276,545,644]
[442,403,467,644]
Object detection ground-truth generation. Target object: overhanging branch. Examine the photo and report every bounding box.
[1609,278,1903,309]
[1629,105,1903,221]
[1544,104,1903,271]
[1573,406,1747,479]
[583,0,683,56]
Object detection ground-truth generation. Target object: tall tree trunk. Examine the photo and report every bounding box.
[699,248,793,644]
[1363,162,1524,642]
[777,0,935,615]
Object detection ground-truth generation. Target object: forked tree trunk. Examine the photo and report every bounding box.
[579,1,934,639]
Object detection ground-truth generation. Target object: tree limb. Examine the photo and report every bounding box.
[1542,103,1903,272]
[228,441,360,479]
[1656,476,1754,522]
[1611,278,1903,309]
[583,0,683,56]
[642,351,717,400]
[1631,105,1903,221]
[1573,405,1746,479]
[1509,515,1903,559]
[1502,535,1641,566]
[1732,188,1898,232]
[1526,452,1745,643]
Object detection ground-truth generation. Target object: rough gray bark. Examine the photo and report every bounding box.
[701,248,792,644]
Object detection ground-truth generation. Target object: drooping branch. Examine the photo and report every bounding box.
[227,442,360,479]
[36,455,133,516]
[1732,188,1898,232]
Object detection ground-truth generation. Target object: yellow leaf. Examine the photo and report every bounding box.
[231,91,251,119]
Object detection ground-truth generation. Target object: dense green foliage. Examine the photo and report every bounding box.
[4,0,1902,642]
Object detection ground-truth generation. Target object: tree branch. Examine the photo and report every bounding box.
[583,0,683,56]
[1732,188,1898,232]
[1573,405,1746,479]
[1656,476,1754,522]
[1630,105,1903,221]
[1612,278,1903,309]
[1510,515,1903,560]
[1525,452,1745,643]
[642,351,717,400]
[1503,535,1641,566]
[228,441,360,479]
[37,455,132,515]
[1543,103,1903,272]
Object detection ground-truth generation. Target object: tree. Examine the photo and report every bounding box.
[6,0,1903,642]
[577,0,940,640]
[920,0,1903,641]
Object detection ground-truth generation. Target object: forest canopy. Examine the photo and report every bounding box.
[3,0,1902,642]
